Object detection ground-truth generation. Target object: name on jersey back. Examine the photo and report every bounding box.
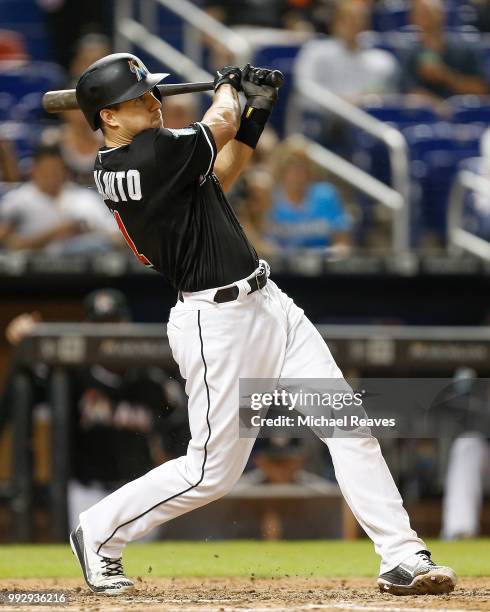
[93,169,142,202]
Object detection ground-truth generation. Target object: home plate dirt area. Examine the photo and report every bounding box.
[0,577,489,612]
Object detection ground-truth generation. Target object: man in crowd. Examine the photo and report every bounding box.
[294,0,399,103]
[0,144,120,253]
[400,0,489,100]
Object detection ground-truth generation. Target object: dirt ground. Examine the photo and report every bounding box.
[0,577,489,611]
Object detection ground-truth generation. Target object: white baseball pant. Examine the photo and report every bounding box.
[80,265,425,572]
[442,433,490,539]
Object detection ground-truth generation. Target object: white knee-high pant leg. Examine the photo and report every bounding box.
[270,281,425,573]
[80,281,288,558]
[442,434,490,539]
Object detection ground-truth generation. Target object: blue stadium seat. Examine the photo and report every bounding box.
[0,0,52,60]
[0,121,43,176]
[11,91,46,122]
[420,148,478,239]
[448,95,490,124]
[252,43,304,136]
[0,62,64,103]
[361,97,438,125]
[0,92,15,121]
[402,122,484,161]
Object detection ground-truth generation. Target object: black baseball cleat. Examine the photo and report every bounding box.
[70,525,134,595]
[377,550,457,595]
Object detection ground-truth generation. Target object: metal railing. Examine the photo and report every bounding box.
[448,166,490,261]
[115,0,251,77]
[114,1,410,253]
[296,136,404,251]
[291,79,411,252]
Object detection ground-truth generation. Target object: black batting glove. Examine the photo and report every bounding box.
[241,64,278,111]
[214,66,242,92]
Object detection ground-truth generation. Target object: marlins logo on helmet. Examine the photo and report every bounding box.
[128,58,148,82]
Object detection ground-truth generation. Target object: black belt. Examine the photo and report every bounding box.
[179,266,268,304]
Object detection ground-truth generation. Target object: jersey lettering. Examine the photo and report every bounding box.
[93,169,142,202]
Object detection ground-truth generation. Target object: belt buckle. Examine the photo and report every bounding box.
[248,270,261,294]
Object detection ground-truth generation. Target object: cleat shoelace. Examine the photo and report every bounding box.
[101,557,125,578]
[416,550,436,568]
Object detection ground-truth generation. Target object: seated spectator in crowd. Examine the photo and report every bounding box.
[400,0,489,100]
[42,109,102,186]
[0,29,28,61]
[203,0,316,66]
[0,139,20,182]
[69,33,112,80]
[2,290,189,534]
[294,0,399,103]
[163,94,199,129]
[266,138,352,250]
[0,144,120,253]
[231,127,279,257]
[203,0,312,29]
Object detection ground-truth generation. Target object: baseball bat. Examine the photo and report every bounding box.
[42,70,284,113]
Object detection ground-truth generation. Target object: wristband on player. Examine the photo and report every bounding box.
[235,105,271,149]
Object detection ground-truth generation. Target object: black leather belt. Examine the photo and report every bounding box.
[179,266,267,304]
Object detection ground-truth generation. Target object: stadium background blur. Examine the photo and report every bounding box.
[0,0,489,545]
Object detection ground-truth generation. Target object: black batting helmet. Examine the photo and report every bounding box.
[76,53,169,131]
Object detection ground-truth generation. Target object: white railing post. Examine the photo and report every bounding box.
[114,0,133,53]
[294,79,411,253]
[448,168,490,260]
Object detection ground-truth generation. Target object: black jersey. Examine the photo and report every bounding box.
[93,122,258,291]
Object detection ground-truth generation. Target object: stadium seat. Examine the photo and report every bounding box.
[252,43,304,136]
[0,62,64,103]
[0,92,15,121]
[448,95,490,124]
[11,91,46,122]
[0,121,43,175]
[403,122,484,161]
[361,97,438,125]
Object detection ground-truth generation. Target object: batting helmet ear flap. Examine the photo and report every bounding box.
[152,86,162,103]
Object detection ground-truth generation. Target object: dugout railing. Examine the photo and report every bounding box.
[7,322,490,541]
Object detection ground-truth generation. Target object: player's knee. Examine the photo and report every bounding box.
[199,472,237,500]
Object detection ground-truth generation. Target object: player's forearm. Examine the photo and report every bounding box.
[213,139,253,192]
[201,85,241,151]
[445,72,488,95]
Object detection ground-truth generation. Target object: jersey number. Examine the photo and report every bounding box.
[113,211,152,267]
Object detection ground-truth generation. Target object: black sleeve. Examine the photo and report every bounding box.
[153,122,217,186]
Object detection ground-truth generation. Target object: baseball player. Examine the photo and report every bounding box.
[71,53,457,596]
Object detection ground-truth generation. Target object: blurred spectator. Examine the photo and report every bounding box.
[294,0,399,103]
[69,33,112,80]
[203,0,284,28]
[3,289,189,533]
[232,127,279,257]
[163,94,199,129]
[400,0,489,100]
[202,0,316,66]
[473,0,490,32]
[235,436,335,539]
[40,0,111,71]
[266,137,352,249]
[41,110,103,185]
[0,144,119,253]
[0,29,28,62]
[0,140,20,182]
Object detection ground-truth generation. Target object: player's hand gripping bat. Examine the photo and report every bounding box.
[42,71,284,114]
